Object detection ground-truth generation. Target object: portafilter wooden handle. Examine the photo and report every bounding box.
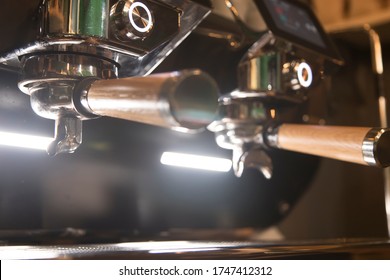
[267,124,390,167]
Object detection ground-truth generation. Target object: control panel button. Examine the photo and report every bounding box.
[110,0,154,40]
[283,60,313,91]
[296,62,313,88]
[128,2,153,34]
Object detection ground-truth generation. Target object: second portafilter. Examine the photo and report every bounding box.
[208,29,390,178]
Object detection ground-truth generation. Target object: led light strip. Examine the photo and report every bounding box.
[160,152,232,172]
[0,131,53,151]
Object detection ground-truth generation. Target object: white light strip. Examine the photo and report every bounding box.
[160,152,232,172]
[0,131,53,151]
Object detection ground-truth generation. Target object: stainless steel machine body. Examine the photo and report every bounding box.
[1,0,209,77]
[208,0,390,178]
[0,0,325,236]
[0,0,390,254]
[0,0,218,155]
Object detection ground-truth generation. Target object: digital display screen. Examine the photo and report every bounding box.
[264,0,326,48]
[254,0,342,62]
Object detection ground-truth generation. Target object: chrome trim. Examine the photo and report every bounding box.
[265,125,279,148]
[362,128,390,167]
[85,70,219,132]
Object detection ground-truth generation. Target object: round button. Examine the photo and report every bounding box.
[128,2,153,34]
[110,0,154,40]
[296,62,313,88]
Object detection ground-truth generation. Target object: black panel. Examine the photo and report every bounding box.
[189,0,212,8]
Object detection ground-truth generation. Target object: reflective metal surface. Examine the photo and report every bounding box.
[47,116,82,155]
[232,148,273,179]
[206,2,390,178]
[85,70,219,131]
[44,0,110,37]
[1,238,390,259]
[110,0,156,40]
[237,32,321,101]
[208,92,272,177]
[0,0,210,77]
[18,54,117,155]
[28,83,85,155]
[362,128,390,167]
[0,0,388,251]
[18,54,118,93]
[0,0,295,236]
[206,8,332,178]
[7,1,214,155]
[20,67,219,154]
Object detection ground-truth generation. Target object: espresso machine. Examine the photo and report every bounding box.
[1,0,390,259]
